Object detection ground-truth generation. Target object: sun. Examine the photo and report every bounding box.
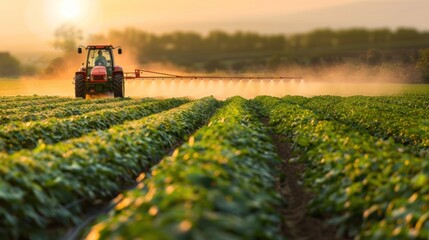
[59,0,80,20]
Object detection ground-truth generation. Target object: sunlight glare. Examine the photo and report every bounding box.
[60,0,80,20]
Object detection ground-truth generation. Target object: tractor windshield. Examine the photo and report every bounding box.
[88,49,112,68]
[87,48,114,77]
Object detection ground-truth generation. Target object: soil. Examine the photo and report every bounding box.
[262,117,342,240]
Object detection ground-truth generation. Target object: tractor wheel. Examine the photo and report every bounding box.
[75,74,86,99]
[113,73,125,98]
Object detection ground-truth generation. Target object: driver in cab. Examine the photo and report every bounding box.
[94,50,107,66]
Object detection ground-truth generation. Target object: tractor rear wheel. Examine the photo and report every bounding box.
[75,74,86,99]
[113,73,125,98]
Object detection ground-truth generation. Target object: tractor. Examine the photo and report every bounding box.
[74,45,124,98]
[74,44,304,99]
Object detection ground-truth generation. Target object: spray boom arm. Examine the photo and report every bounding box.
[125,69,303,80]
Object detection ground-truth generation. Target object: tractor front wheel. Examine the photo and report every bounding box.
[75,74,86,99]
[113,73,125,98]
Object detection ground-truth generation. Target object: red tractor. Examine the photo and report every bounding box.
[74,45,124,98]
[74,44,304,99]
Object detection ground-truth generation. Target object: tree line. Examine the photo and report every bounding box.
[0,52,36,78]
[2,26,429,81]
[89,27,429,71]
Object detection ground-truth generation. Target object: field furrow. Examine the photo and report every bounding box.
[256,96,429,239]
[85,97,283,240]
[0,98,188,153]
[0,97,218,239]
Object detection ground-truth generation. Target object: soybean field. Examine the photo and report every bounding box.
[0,93,428,239]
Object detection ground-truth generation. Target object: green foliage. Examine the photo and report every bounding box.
[231,60,249,72]
[364,49,383,65]
[87,97,283,240]
[0,98,188,153]
[0,52,21,77]
[267,56,283,69]
[255,95,429,239]
[0,95,74,108]
[301,95,429,149]
[417,48,429,83]
[0,95,62,103]
[203,60,227,72]
[0,94,428,239]
[93,27,429,71]
[0,97,218,239]
[0,52,38,77]
[0,97,120,119]
[0,97,155,124]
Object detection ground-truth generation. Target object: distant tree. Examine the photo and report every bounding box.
[288,34,304,49]
[416,48,429,82]
[401,53,413,64]
[251,58,267,69]
[304,29,336,48]
[231,60,249,73]
[365,49,383,65]
[259,34,286,51]
[337,28,370,46]
[206,31,230,54]
[267,56,282,69]
[53,24,83,55]
[309,56,323,66]
[203,60,227,72]
[370,28,392,45]
[393,28,421,42]
[21,65,38,76]
[85,27,429,71]
[323,56,336,65]
[0,52,21,77]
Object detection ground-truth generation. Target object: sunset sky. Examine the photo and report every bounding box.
[0,0,427,53]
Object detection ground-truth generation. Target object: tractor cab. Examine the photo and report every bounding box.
[85,46,114,80]
[74,44,124,99]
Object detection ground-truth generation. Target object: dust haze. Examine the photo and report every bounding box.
[123,62,416,99]
[0,62,417,99]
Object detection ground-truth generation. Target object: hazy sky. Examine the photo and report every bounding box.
[0,0,426,52]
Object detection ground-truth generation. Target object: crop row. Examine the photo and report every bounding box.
[0,97,218,239]
[304,95,429,120]
[256,96,429,239]
[0,96,76,109]
[0,98,157,124]
[0,98,187,153]
[86,97,283,240]
[372,94,429,110]
[283,94,429,112]
[0,96,125,116]
[297,96,429,149]
[0,95,62,104]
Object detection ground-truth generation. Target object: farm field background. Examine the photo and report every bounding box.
[0,92,428,239]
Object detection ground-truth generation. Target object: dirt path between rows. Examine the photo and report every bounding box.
[262,118,341,240]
